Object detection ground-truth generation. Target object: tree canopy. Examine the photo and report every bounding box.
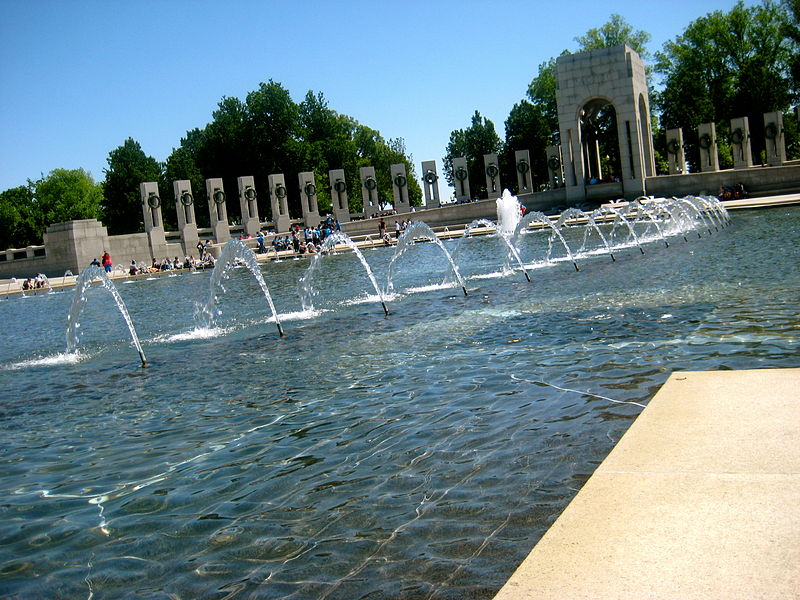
[3,6,799,245]
[161,82,420,226]
[655,0,798,168]
[0,169,102,249]
[443,111,502,199]
[102,138,162,235]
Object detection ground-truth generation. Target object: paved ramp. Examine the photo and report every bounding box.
[495,368,800,599]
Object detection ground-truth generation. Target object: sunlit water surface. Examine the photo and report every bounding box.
[0,207,798,599]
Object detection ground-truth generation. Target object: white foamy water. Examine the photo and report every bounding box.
[5,351,85,370]
[405,283,460,294]
[268,309,322,322]
[469,270,510,280]
[152,327,228,343]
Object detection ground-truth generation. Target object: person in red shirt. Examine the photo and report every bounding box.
[101,251,112,273]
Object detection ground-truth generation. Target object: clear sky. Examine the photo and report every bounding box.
[0,0,752,194]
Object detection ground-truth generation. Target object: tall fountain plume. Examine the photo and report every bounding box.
[495,189,522,237]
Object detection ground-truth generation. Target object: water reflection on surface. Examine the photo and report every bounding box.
[0,207,797,599]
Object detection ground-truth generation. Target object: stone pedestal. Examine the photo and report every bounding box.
[484,153,501,199]
[43,219,110,274]
[328,169,350,223]
[173,180,199,254]
[268,174,291,233]
[515,150,532,193]
[360,166,379,215]
[665,128,685,174]
[421,160,440,208]
[298,171,321,227]
[205,178,230,244]
[697,123,719,172]
[140,182,168,259]
[546,146,564,189]
[237,176,260,236]
[452,157,471,203]
[763,112,786,166]
[390,164,411,213]
[729,117,752,169]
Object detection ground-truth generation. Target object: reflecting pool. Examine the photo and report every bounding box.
[0,205,797,599]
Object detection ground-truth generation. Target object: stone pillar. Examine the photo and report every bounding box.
[546,146,564,189]
[515,150,532,193]
[390,164,411,213]
[763,111,786,166]
[360,166,379,215]
[665,128,685,175]
[328,169,350,223]
[421,160,440,208]
[43,219,110,274]
[697,123,719,172]
[237,176,260,236]
[452,157,470,203]
[267,174,291,233]
[173,180,199,253]
[298,171,321,227]
[483,153,501,199]
[205,178,230,244]
[729,117,752,169]
[140,182,167,259]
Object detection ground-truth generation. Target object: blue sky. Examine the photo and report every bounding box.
[0,0,752,194]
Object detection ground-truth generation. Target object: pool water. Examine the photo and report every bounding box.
[0,206,797,599]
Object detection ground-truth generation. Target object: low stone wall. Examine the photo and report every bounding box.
[1,162,798,280]
[645,162,800,198]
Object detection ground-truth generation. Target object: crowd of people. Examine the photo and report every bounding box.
[263,218,343,256]
[21,273,48,290]
[717,183,748,201]
[127,254,216,275]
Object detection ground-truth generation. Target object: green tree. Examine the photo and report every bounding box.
[33,168,103,232]
[443,110,502,199]
[575,13,651,58]
[784,0,800,90]
[298,91,357,213]
[0,185,34,249]
[500,100,552,192]
[0,170,102,247]
[525,58,561,142]
[655,1,797,168]
[102,138,162,234]
[167,81,421,220]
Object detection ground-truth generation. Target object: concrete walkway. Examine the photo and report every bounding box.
[494,368,800,599]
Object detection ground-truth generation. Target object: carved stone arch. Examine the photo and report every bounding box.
[638,93,655,177]
[556,45,653,201]
[573,95,621,186]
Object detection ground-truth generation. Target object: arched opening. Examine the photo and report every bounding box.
[579,99,622,184]
[638,94,654,177]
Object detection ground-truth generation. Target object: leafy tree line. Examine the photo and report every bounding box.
[0,169,103,250]
[102,83,421,236]
[2,81,422,244]
[446,1,800,197]
[4,2,799,246]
